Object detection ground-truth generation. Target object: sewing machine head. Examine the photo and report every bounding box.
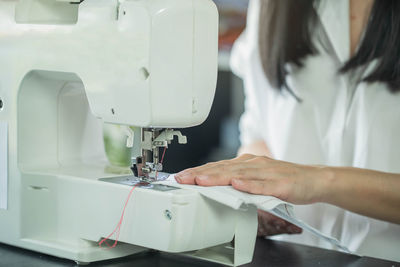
[16,0,218,181]
[97,0,219,181]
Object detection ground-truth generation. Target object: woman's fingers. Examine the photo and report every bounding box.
[175,163,220,184]
[257,210,302,236]
[177,166,266,186]
[176,163,242,185]
[176,154,259,185]
[257,218,302,236]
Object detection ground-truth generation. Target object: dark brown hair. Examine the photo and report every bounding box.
[259,0,400,94]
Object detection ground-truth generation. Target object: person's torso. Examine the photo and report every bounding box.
[232,0,400,261]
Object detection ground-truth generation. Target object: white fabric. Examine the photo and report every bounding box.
[160,174,290,211]
[157,175,350,252]
[231,0,400,262]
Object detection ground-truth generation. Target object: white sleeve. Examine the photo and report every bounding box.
[230,0,260,79]
[230,0,268,146]
[238,84,265,146]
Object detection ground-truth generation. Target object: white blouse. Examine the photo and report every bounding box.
[231,0,400,261]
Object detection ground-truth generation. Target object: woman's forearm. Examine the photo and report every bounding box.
[176,151,400,224]
[317,167,400,224]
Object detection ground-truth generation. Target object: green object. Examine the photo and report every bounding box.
[103,124,133,167]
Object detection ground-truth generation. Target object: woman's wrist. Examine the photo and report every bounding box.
[310,165,337,204]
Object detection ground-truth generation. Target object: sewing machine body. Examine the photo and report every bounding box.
[0,0,257,266]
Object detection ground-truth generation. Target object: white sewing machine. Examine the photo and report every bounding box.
[0,0,257,266]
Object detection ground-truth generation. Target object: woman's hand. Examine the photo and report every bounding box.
[175,153,400,225]
[175,154,307,236]
[175,154,326,205]
[257,210,302,236]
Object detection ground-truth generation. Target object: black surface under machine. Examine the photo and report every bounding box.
[0,238,398,267]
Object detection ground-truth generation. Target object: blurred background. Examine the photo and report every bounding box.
[104,0,250,174]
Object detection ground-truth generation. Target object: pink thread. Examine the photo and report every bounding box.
[99,147,167,249]
[161,146,167,163]
[98,184,137,249]
[155,147,167,179]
